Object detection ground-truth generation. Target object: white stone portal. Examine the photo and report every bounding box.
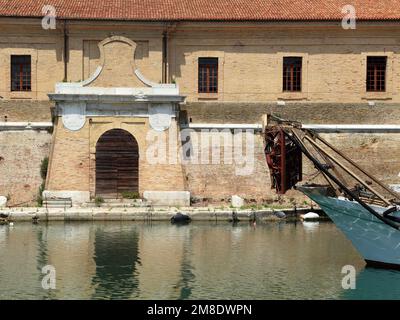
[47,36,187,206]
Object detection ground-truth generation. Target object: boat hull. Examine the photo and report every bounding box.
[298,186,400,269]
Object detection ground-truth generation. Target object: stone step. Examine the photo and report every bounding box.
[86,198,150,208]
[44,201,72,205]
[86,202,151,208]
[103,198,144,204]
[44,200,71,204]
[43,205,71,209]
[43,198,72,208]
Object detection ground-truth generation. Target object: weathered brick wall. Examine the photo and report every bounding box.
[180,104,400,204]
[0,130,51,206]
[0,100,53,122]
[1,116,399,206]
[182,102,400,125]
[1,20,400,103]
[170,24,400,103]
[0,20,163,100]
[181,131,272,203]
[318,133,400,186]
[46,118,91,192]
[1,20,400,206]
[182,130,400,205]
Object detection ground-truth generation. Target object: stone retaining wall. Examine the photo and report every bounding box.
[1,101,399,207]
[0,130,51,206]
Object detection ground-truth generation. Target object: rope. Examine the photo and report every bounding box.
[303,169,322,182]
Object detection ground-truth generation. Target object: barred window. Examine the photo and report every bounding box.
[283,57,302,92]
[198,58,218,93]
[11,55,31,92]
[366,56,387,92]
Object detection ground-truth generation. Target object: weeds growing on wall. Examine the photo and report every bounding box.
[37,157,49,207]
[95,196,104,207]
[121,191,140,199]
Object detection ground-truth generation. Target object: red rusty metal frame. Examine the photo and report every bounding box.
[265,127,302,194]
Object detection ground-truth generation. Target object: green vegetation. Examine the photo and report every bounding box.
[95,196,104,207]
[37,157,49,207]
[37,182,45,207]
[40,157,49,180]
[121,191,140,199]
[45,126,54,134]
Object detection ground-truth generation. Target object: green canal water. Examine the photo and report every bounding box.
[0,221,399,300]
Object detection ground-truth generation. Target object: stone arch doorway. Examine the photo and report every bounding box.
[96,129,139,198]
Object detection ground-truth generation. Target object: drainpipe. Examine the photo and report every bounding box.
[162,28,168,83]
[63,20,69,82]
[162,22,178,83]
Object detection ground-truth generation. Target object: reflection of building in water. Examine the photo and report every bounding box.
[0,225,47,299]
[90,224,140,300]
[187,223,365,299]
[136,224,187,299]
[176,234,196,300]
[189,225,243,299]
[0,222,373,299]
[45,223,96,299]
[165,225,196,300]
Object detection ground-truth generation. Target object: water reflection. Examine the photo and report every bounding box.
[91,225,140,299]
[0,221,398,299]
[341,267,400,300]
[301,221,320,233]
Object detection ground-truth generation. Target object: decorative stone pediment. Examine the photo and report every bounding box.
[86,36,146,88]
[51,35,181,98]
[48,36,185,132]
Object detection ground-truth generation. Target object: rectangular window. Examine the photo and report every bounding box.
[283,57,302,92]
[11,55,31,92]
[198,57,218,93]
[366,56,387,92]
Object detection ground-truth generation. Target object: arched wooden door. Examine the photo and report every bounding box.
[96,129,139,198]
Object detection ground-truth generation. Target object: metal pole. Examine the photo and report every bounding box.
[312,131,400,201]
[285,130,399,230]
[291,129,340,196]
[303,135,390,205]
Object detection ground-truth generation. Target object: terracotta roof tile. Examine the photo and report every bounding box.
[0,0,399,21]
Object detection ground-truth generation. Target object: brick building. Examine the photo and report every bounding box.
[1,0,400,206]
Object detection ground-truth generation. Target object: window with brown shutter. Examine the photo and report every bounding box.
[283,57,302,92]
[366,56,387,92]
[198,58,218,93]
[11,55,31,92]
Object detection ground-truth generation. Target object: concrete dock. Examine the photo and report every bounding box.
[0,206,326,222]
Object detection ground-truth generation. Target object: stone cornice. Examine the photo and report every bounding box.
[49,93,185,103]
